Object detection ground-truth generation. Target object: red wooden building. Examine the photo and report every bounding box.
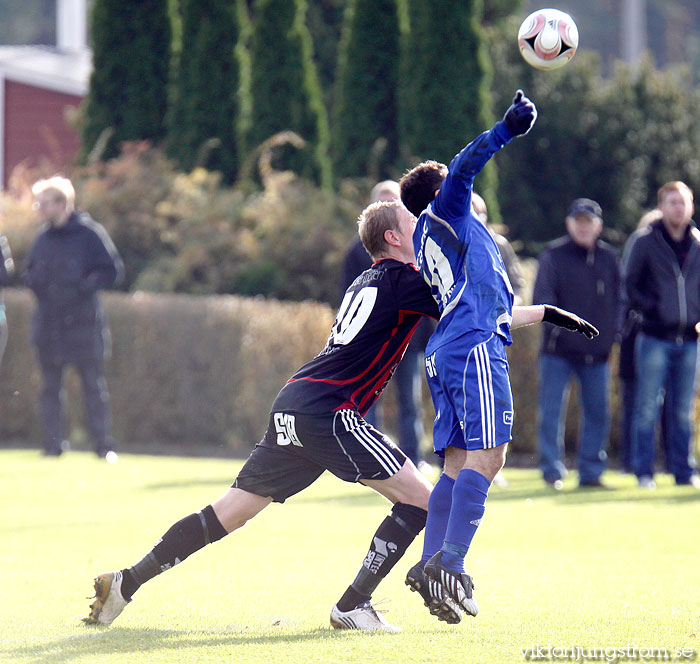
[0,45,90,188]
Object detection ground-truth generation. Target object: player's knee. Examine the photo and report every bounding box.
[466,444,507,482]
[444,446,467,478]
[390,463,431,509]
[403,470,432,509]
[212,488,270,533]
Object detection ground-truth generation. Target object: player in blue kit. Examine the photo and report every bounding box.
[400,91,598,619]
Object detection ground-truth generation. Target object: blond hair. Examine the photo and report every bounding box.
[32,176,75,209]
[358,200,403,261]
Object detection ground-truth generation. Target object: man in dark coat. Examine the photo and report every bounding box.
[25,176,123,459]
[533,198,621,489]
[623,181,700,489]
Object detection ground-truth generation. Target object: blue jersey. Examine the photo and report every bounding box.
[413,121,515,353]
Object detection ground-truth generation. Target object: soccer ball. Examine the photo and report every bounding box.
[517,8,579,70]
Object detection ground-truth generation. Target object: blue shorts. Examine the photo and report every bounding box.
[426,332,513,455]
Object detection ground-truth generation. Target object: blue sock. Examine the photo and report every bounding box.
[441,469,491,572]
[421,473,455,563]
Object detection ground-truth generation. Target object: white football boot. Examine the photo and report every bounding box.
[330,600,401,633]
[83,571,129,625]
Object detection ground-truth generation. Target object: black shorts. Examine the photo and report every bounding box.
[233,409,407,503]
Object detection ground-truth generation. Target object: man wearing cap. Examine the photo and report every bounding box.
[533,199,621,489]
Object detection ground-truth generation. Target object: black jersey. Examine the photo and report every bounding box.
[272,258,440,416]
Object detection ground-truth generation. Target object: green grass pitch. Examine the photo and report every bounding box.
[1,449,699,664]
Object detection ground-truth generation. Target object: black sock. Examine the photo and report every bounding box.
[121,505,227,600]
[335,503,427,612]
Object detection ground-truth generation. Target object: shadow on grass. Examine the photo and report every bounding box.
[290,478,700,507]
[141,472,700,507]
[2,625,367,664]
[290,490,387,506]
[143,478,236,490]
[487,484,700,505]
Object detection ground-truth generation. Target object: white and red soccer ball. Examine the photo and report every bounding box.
[518,8,579,70]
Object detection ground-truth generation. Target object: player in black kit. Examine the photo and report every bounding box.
[84,200,456,632]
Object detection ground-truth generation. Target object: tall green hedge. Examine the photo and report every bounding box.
[247,0,332,187]
[0,289,335,451]
[0,287,646,461]
[167,0,241,182]
[332,0,400,180]
[398,0,500,220]
[81,0,171,160]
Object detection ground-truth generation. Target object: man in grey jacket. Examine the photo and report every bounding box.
[25,176,123,459]
[623,181,700,489]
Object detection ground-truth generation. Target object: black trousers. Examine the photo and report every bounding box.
[38,353,114,453]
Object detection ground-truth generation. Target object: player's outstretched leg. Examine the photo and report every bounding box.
[330,600,401,633]
[405,559,462,624]
[84,571,128,625]
[331,501,427,633]
[83,488,270,626]
[330,460,433,632]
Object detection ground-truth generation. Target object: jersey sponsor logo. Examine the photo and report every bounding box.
[503,411,514,425]
[274,412,302,447]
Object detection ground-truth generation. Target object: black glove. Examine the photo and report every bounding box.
[543,305,599,339]
[503,89,537,137]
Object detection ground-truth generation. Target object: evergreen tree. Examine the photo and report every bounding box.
[248,0,331,187]
[167,0,240,181]
[306,0,346,109]
[482,0,523,24]
[332,0,400,180]
[399,0,499,217]
[81,0,171,160]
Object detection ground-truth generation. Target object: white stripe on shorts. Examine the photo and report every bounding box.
[474,341,496,448]
[340,410,402,476]
[333,412,362,480]
[349,411,402,475]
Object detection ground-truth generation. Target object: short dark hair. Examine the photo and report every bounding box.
[399,160,447,217]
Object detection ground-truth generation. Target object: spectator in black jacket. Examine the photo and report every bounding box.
[618,209,672,475]
[533,199,621,489]
[623,181,700,489]
[0,232,14,367]
[25,176,123,459]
